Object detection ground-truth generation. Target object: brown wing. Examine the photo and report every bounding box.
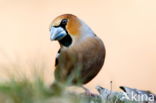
[78,37,106,84]
[54,36,105,85]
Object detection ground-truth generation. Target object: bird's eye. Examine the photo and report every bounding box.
[60,19,68,26]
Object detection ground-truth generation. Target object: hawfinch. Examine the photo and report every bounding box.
[49,14,106,88]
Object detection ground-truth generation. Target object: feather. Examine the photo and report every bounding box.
[55,36,105,85]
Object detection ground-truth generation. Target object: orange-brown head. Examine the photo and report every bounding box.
[49,14,95,47]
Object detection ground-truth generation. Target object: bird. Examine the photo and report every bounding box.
[49,14,106,94]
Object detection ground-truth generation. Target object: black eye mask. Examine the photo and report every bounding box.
[58,19,72,47]
[60,19,68,28]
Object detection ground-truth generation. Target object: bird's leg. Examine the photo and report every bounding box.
[81,86,97,96]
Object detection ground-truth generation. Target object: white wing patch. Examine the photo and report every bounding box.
[55,49,61,66]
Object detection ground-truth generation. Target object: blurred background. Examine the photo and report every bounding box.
[0,0,156,93]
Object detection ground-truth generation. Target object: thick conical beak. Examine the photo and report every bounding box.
[50,27,67,40]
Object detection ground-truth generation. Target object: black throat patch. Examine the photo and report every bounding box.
[58,33,72,47]
[57,19,72,47]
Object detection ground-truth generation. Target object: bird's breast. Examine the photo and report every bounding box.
[56,36,106,85]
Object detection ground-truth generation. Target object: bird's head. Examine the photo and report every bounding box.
[49,14,95,47]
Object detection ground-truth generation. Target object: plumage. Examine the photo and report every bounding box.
[50,14,106,86]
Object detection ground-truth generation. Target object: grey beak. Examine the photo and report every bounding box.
[50,27,67,40]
